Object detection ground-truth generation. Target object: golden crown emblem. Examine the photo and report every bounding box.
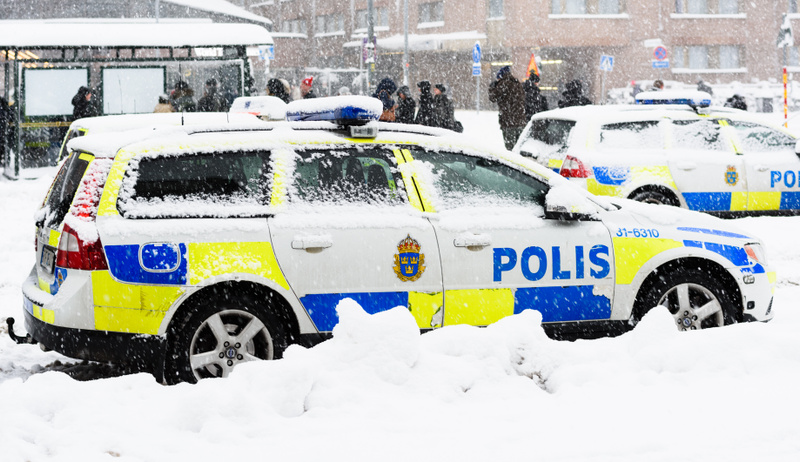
[397,235,421,253]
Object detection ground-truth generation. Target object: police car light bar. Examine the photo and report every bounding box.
[635,90,712,108]
[285,95,383,126]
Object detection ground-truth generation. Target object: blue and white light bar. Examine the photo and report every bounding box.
[635,90,712,108]
[285,95,382,126]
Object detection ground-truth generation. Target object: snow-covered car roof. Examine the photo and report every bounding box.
[68,112,262,135]
[0,20,273,48]
[229,96,288,121]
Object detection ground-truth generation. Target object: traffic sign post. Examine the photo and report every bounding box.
[652,46,668,77]
[599,55,614,104]
[472,42,482,114]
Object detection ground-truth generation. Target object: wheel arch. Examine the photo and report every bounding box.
[631,257,744,322]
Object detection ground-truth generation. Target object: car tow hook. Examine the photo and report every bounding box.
[6,317,35,345]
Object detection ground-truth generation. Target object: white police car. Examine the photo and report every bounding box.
[11,96,775,384]
[512,90,799,214]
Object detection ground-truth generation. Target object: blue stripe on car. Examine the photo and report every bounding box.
[513,285,612,322]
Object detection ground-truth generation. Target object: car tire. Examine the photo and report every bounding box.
[165,292,287,384]
[629,189,678,207]
[637,267,738,331]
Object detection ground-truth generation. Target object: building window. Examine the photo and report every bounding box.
[419,1,444,24]
[316,13,344,35]
[688,46,708,68]
[719,45,740,68]
[281,18,307,34]
[356,7,389,30]
[551,0,623,14]
[675,0,738,14]
[489,0,504,18]
[791,0,798,13]
[672,45,744,70]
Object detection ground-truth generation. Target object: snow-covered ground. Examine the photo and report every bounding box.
[1,110,799,461]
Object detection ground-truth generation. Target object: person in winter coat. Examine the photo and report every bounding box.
[170,81,197,112]
[557,79,592,108]
[415,80,436,126]
[697,80,713,95]
[266,78,291,103]
[395,85,416,124]
[522,71,549,120]
[71,86,100,120]
[432,84,456,130]
[725,94,747,111]
[372,77,398,121]
[488,66,527,150]
[197,78,229,112]
[153,94,173,113]
[300,77,317,99]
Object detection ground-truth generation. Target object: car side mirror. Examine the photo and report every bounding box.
[795,140,800,157]
[544,185,598,221]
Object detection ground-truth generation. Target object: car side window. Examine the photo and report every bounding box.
[519,119,576,157]
[725,120,796,154]
[118,151,272,218]
[290,148,405,205]
[671,119,728,152]
[408,149,548,212]
[597,121,663,152]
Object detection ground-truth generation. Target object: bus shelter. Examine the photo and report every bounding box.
[0,20,273,178]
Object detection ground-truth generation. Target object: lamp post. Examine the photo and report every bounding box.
[367,0,375,92]
[403,0,409,86]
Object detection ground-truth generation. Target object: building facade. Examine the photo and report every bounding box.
[246,0,800,108]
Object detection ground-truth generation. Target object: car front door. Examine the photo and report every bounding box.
[726,119,800,212]
[268,146,444,332]
[666,118,747,212]
[405,148,615,327]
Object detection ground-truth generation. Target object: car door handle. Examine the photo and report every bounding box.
[755,164,770,172]
[291,235,333,250]
[675,162,696,171]
[454,233,491,248]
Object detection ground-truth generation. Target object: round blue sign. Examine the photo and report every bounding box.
[654,46,667,61]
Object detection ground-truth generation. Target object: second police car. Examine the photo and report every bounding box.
[13,96,775,383]
[513,90,800,214]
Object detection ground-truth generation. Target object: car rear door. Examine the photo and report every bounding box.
[406,147,615,327]
[268,146,444,332]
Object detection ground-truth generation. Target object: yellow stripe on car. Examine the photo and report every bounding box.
[187,241,290,290]
[443,288,514,326]
[408,291,444,328]
[613,237,683,285]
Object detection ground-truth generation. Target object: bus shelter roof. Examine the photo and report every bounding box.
[0,20,273,49]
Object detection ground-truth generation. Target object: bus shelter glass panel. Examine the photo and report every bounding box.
[24,68,88,117]
[103,67,165,115]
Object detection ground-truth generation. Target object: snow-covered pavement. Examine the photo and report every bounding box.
[1,111,799,461]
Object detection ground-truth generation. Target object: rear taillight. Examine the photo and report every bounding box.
[56,224,108,270]
[559,155,591,179]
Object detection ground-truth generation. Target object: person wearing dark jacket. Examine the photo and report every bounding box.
[170,81,197,112]
[558,79,592,108]
[522,71,549,120]
[432,84,456,130]
[267,78,291,103]
[71,86,100,120]
[725,94,747,111]
[395,86,416,124]
[488,66,527,150]
[415,80,436,126]
[197,78,229,112]
[372,77,398,121]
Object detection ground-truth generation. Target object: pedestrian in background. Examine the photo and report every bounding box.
[415,80,435,126]
[725,94,747,110]
[558,79,592,108]
[395,85,416,124]
[170,81,196,112]
[697,79,713,95]
[266,78,291,103]
[300,77,317,99]
[432,84,456,130]
[337,86,352,96]
[650,79,664,91]
[372,77,398,122]
[153,94,173,113]
[522,71,548,120]
[71,86,100,120]
[488,66,527,150]
[197,78,228,112]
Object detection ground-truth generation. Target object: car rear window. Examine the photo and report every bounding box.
[41,151,93,229]
[118,151,272,218]
[597,121,663,151]
[519,119,576,157]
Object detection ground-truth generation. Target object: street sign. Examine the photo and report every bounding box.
[258,45,274,61]
[472,42,482,64]
[652,59,670,69]
[599,55,614,72]
[472,63,481,76]
[654,46,667,61]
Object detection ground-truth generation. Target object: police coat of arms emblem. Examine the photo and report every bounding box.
[725,165,738,186]
[393,235,426,282]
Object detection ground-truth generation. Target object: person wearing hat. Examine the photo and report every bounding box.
[488,66,526,150]
[267,78,291,103]
[153,94,174,113]
[372,77,398,121]
[523,71,548,120]
[197,78,229,112]
[432,83,456,130]
[71,86,100,120]
[300,77,317,99]
[557,79,592,108]
[414,80,435,126]
[170,80,196,112]
[395,85,416,124]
